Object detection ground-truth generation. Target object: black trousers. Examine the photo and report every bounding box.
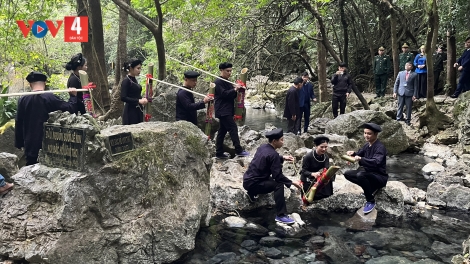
[299,105,311,133]
[416,73,427,98]
[332,94,347,118]
[343,169,387,202]
[244,180,287,216]
[454,71,470,96]
[434,70,442,93]
[26,155,38,166]
[216,115,243,155]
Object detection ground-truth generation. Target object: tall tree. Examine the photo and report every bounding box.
[111,0,166,80]
[77,0,111,114]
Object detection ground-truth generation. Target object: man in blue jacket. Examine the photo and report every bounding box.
[298,72,316,134]
[451,37,470,98]
[393,62,418,126]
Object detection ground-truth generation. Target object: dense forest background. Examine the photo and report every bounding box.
[0,0,469,121]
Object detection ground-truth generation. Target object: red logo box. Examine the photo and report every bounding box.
[64,16,88,42]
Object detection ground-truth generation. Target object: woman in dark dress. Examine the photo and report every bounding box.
[66,53,88,115]
[300,136,333,201]
[121,58,147,125]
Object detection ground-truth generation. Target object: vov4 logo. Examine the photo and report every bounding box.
[16,16,88,42]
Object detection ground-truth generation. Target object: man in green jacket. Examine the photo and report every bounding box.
[399,43,414,71]
[374,46,391,98]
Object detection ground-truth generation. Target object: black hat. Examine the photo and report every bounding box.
[339,62,347,68]
[265,128,283,140]
[219,62,233,70]
[184,70,201,79]
[293,77,303,85]
[313,136,330,146]
[362,122,382,133]
[26,71,47,83]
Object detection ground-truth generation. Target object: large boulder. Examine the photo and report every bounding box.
[0,125,24,164]
[0,121,212,263]
[324,110,409,155]
[426,182,470,210]
[0,152,18,181]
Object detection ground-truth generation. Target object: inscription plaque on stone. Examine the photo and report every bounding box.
[107,132,134,156]
[42,124,86,171]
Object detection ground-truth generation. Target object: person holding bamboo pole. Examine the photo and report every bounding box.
[343,123,388,214]
[121,58,147,125]
[15,71,78,166]
[214,62,249,158]
[65,53,88,115]
[176,71,213,126]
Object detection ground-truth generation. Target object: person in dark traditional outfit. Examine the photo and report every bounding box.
[15,71,78,166]
[243,128,302,224]
[214,62,249,158]
[300,136,333,201]
[331,62,353,118]
[283,77,302,134]
[344,123,388,214]
[451,37,470,98]
[65,53,87,115]
[299,72,316,134]
[175,71,213,126]
[121,58,147,125]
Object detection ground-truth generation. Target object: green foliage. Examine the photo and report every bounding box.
[0,85,18,127]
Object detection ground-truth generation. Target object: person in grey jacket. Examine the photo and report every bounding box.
[393,62,418,126]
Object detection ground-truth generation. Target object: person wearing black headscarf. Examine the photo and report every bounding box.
[121,58,147,125]
[15,71,77,165]
[65,53,88,115]
[300,136,333,201]
[344,123,388,214]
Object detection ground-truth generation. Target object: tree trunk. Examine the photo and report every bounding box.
[317,40,328,103]
[420,0,451,134]
[111,0,166,80]
[78,0,111,114]
[351,1,375,73]
[446,30,456,94]
[339,0,348,65]
[101,0,129,121]
[390,11,399,79]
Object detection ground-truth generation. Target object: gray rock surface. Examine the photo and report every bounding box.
[0,125,24,161]
[324,110,409,155]
[0,152,18,180]
[0,122,212,264]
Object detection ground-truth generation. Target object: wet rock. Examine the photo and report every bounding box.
[422,143,458,167]
[264,247,282,259]
[305,236,325,249]
[422,163,445,176]
[365,256,413,264]
[208,252,239,264]
[409,187,426,202]
[421,214,470,245]
[386,181,415,205]
[324,110,409,155]
[0,122,212,263]
[322,234,362,264]
[0,152,18,180]
[431,241,461,263]
[268,256,308,264]
[352,227,432,251]
[259,237,284,247]
[345,207,377,231]
[435,130,459,145]
[426,183,470,210]
[222,216,269,237]
[375,184,405,224]
[223,216,247,228]
[240,240,258,251]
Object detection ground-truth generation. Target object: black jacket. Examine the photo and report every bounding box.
[283,86,300,119]
[331,73,353,96]
[67,73,86,115]
[214,78,237,118]
[175,88,205,125]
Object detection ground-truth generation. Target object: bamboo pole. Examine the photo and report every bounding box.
[0,89,90,97]
[142,75,207,98]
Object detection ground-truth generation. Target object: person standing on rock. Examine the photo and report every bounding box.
[413,45,428,99]
[121,58,148,125]
[300,136,333,201]
[283,77,303,134]
[433,45,447,95]
[214,62,249,158]
[331,62,353,118]
[450,37,470,98]
[15,71,78,166]
[343,123,388,214]
[299,72,316,134]
[374,46,391,98]
[243,128,302,224]
[393,62,418,126]
[175,71,213,126]
[65,53,88,115]
[0,173,14,196]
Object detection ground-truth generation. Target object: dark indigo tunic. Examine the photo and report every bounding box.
[175,87,205,125]
[15,93,77,157]
[353,139,388,185]
[331,73,353,96]
[243,144,292,189]
[214,77,237,118]
[67,73,86,115]
[283,86,299,119]
[121,75,143,125]
[300,151,332,199]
